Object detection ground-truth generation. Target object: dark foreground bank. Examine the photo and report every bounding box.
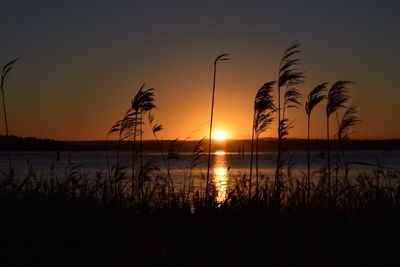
[1,196,399,267]
[1,171,399,267]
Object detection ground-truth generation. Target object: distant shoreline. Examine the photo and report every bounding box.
[1,135,399,152]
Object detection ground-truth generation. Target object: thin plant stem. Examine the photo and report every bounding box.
[255,134,259,199]
[1,88,11,173]
[327,116,331,198]
[132,112,138,200]
[205,59,217,199]
[249,112,256,198]
[307,115,311,202]
[205,54,229,200]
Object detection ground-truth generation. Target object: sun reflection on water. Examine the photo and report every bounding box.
[215,151,226,156]
[213,150,228,203]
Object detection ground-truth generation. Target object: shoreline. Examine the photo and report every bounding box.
[1,136,400,151]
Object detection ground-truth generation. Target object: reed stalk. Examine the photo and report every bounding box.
[205,54,229,200]
[1,57,21,174]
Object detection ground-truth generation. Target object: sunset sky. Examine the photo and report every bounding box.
[0,0,399,140]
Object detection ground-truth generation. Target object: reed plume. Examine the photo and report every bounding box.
[275,41,305,202]
[305,82,328,200]
[326,80,351,197]
[336,102,361,191]
[337,101,361,140]
[249,81,275,198]
[130,84,156,199]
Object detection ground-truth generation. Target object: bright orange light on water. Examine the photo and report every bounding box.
[214,167,227,176]
[213,130,228,142]
[213,151,228,203]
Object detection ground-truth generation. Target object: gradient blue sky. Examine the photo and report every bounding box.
[0,0,399,140]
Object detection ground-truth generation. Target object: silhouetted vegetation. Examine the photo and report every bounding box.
[305,83,328,201]
[326,80,352,197]
[1,150,399,267]
[275,41,305,203]
[1,43,399,267]
[1,58,20,172]
[249,81,275,198]
[206,53,229,199]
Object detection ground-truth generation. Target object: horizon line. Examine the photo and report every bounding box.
[2,135,398,142]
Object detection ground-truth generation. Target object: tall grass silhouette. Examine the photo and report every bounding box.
[249,81,275,198]
[134,86,156,198]
[326,80,351,197]
[2,42,400,267]
[109,84,156,200]
[148,112,184,197]
[305,82,327,200]
[205,53,229,200]
[108,107,136,196]
[1,57,20,173]
[337,102,361,141]
[275,41,304,202]
[335,101,361,195]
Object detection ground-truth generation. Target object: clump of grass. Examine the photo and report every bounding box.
[109,84,156,201]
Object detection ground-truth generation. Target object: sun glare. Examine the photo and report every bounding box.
[214,130,228,142]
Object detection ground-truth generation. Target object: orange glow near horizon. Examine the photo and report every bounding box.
[213,130,228,142]
[1,2,400,142]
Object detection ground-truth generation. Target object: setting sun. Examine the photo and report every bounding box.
[213,130,228,142]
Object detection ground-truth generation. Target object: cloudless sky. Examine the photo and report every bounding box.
[0,0,399,140]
